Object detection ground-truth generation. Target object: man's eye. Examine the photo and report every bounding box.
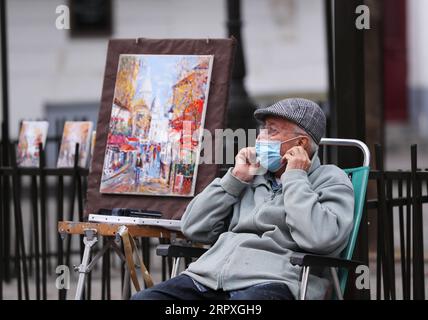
[260,126,277,135]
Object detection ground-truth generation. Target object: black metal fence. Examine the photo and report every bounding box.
[0,141,427,300]
[366,144,427,300]
[0,141,89,300]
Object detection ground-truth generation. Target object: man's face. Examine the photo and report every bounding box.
[257,116,309,157]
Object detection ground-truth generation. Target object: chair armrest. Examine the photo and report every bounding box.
[156,244,208,258]
[290,252,363,270]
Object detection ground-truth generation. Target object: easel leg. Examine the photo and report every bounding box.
[74,230,98,300]
[122,267,131,300]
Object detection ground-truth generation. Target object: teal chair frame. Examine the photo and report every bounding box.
[290,138,371,300]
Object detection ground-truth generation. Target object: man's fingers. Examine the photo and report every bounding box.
[236,147,257,165]
[285,147,296,156]
[247,147,258,164]
[287,146,309,160]
[241,148,250,164]
[249,163,264,176]
[235,149,247,165]
[287,146,303,155]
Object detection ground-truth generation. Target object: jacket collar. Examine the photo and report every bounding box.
[308,148,321,175]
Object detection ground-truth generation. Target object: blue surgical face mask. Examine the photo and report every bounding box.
[255,136,302,172]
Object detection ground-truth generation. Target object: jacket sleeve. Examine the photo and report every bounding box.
[181,168,249,244]
[281,169,354,255]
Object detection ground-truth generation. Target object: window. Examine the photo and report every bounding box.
[69,0,113,38]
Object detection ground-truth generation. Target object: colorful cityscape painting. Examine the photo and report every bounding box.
[16,121,49,167]
[57,121,93,168]
[100,54,214,196]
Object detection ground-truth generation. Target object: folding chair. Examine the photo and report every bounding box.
[290,138,370,300]
[156,138,371,300]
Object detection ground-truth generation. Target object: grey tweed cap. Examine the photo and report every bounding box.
[254,98,326,144]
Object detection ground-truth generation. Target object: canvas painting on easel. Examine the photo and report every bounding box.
[99,54,214,197]
[16,121,49,167]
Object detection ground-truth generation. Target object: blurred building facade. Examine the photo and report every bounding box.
[0,0,427,160]
[407,0,428,142]
[1,0,327,138]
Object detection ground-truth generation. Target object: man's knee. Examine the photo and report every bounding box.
[131,288,155,300]
[131,287,172,300]
[130,274,194,300]
[228,282,294,300]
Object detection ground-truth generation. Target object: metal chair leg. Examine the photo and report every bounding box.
[170,257,181,278]
[300,266,310,300]
[170,258,176,278]
[330,267,344,300]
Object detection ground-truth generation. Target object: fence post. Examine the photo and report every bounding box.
[30,166,41,300]
[10,142,29,299]
[0,144,4,300]
[57,172,65,300]
[374,144,394,299]
[385,169,396,299]
[410,145,425,299]
[1,123,12,284]
[65,146,78,268]
[397,171,408,299]
[38,142,48,300]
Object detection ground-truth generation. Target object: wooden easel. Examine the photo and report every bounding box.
[57,221,186,300]
[59,38,236,300]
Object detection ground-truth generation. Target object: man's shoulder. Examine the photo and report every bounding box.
[312,164,354,190]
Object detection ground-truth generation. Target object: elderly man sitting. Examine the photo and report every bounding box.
[132,98,354,300]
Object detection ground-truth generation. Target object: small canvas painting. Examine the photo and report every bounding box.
[16,121,49,167]
[57,121,93,168]
[100,54,214,196]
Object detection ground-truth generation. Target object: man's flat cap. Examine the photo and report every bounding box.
[254,98,326,144]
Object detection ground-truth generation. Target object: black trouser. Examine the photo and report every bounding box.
[131,274,294,300]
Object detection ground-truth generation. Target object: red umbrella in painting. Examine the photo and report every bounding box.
[120,144,136,152]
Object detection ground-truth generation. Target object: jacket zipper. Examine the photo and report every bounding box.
[270,188,281,200]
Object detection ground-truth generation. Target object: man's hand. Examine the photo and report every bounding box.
[232,147,260,182]
[283,146,311,172]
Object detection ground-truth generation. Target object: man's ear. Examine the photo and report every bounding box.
[298,136,309,148]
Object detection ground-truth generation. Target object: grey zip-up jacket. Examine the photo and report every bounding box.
[180,151,354,299]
